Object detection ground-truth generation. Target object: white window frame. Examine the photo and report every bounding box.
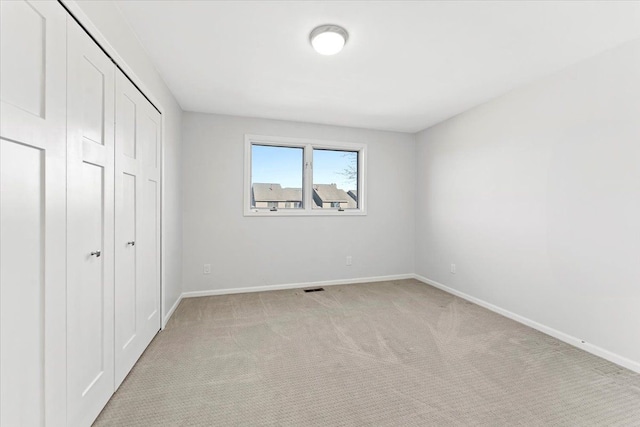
[244,134,367,216]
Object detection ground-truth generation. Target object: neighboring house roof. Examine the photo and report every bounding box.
[313,184,349,202]
[348,190,357,201]
[252,183,357,208]
[253,183,302,202]
[313,184,357,208]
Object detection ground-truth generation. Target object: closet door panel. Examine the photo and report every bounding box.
[114,72,142,386]
[66,18,115,427]
[80,60,107,145]
[140,113,159,170]
[74,162,105,378]
[0,0,45,118]
[114,71,161,388]
[0,142,45,427]
[120,94,137,158]
[142,178,160,322]
[115,172,137,353]
[140,109,161,326]
[0,1,67,425]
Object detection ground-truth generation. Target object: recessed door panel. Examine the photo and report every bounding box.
[69,163,105,394]
[81,59,106,145]
[121,95,137,158]
[140,113,158,169]
[142,179,159,321]
[0,140,44,427]
[116,173,137,352]
[0,0,45,117]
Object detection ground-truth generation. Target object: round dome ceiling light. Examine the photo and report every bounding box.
[310,24,349,56]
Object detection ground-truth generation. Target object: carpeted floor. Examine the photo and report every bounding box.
[94,279,640,426]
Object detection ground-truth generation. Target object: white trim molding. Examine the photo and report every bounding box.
[162,275,412,327]
[163,291,183,329]
[182,274,413,299]
[412,274,640,374]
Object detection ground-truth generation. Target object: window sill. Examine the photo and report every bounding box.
[244,209,367,217]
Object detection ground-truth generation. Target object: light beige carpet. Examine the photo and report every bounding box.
[94,279,640,426]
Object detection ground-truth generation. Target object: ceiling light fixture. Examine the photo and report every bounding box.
[310,24,348,56]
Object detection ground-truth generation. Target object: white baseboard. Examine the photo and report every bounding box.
[181,274,415,299]
[413,274,640,374]
[162,293,183,329]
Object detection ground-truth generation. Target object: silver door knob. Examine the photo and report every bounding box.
[90,251,101,257]
[127,241,135,246]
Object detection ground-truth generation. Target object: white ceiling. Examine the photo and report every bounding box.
[115,1,640,133]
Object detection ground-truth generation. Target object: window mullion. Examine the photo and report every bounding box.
[303,145,313,211]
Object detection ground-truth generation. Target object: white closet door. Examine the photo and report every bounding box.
[0,1,67,426]
[114,70,161,388]
[66,18,116,427]
[137,81,162,353]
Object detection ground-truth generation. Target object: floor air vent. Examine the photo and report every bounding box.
[304,288,325,293]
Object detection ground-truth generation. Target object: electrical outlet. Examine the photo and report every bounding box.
[450,263,456,274]
[203,264,211,275]
[346,256,352,266]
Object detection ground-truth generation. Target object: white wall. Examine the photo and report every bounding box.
[70,0,640,373]
[182,113,415,293]
[67,0,183,321]
[415,39,640,370]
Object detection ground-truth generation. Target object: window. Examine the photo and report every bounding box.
[245,135,366,216]
[250,145,304,210]
[312,149,359,210]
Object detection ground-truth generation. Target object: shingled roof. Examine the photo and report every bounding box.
[252,183,357,208]
[252,183,302,202]
[313,184,357,208]
[312,184,349,202]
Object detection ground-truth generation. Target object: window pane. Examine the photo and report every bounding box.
[251,145,303,209]
[312,149,358,209]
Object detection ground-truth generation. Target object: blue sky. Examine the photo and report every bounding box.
[252,145,357,191]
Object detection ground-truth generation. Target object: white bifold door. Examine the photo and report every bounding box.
[1,3,161,425]
[114,69,162,388]
[0,1,67,425]
[65,15,161,427]
[66,17,116,427]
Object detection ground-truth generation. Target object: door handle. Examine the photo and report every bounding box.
[127,241,135,246]
[90,251,101,257]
